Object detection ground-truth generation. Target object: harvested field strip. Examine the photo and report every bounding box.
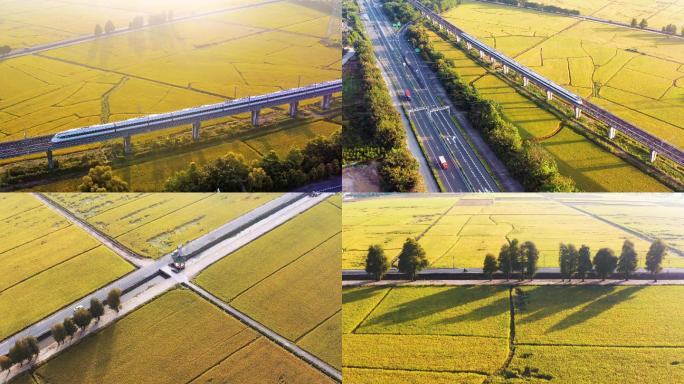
[0,246,133,341]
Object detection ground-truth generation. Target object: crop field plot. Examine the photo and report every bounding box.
[344,284,684,384]
[441,0,684,149]
[0,194,133,341]
[195,197,342,368]
[50,192,279,258]
[19,289,333,384]
[343,194,684,270]
[425,29,670,192]
[342,285,510,383]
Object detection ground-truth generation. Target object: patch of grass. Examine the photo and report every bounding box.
[297,311,342,370]
[244,119,341,157]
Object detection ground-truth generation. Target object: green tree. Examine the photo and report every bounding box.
[645,239,667,282]
[593,248,618,280]
[107,288,122,312]
[365,244,390,281]
[0,355,12,372]
[25,337,39,361]
[577,245,592,282]
[89,298,105,320]
[8,340,27,366]
[94,24,103,36]
[630,18,637,27]
[51,323,67,345]
[497,243,513,281]
[246,167,273,191]
[617,239,638,280]
[0,45,12,55]
[79,165,129,192]
[508,239,524,280]
[378,149,419,192]
[483,253,498,280]
[639,18,648,29]
[63,318,77,339]
[521,241,539,279]
[397,238,428,281]
[104,20,115,33]
[73,308,92,330]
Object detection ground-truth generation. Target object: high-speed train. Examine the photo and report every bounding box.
[50,81,340,144]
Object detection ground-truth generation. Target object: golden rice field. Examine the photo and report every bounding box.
[441,0,684,148]
[48,192,280,258]
[195,197,342,369]
[342,194,684,270]
[0,0,340,147]
[343,285,684,384]
[0,193,133,341]
[342,285,511,383]
[18,289,333,384]
[427,30,670,192]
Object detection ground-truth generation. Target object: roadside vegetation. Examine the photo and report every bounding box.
[343,0,421,191]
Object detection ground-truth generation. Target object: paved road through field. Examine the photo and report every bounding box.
[0,193,331,370]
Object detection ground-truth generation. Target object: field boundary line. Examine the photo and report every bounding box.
[350,287,393,334]
[182,330,262,384]
[351,332,508,340]
[343,365,490,376]
[0,198,44,222]
[516,342,684,349]
[229,231,342,303]
[295,309,341,343]
[0,218,73,258]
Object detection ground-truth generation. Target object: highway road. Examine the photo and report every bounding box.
[360,0,500,192]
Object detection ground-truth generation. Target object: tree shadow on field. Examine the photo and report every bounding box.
[547,285,643,334]
[359,286,507,329]
[517,286,643,331]
[342,286,388,305]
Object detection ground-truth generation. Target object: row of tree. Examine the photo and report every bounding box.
[343,0,421,192]
[0,289,121,374]
[630,18,684,35]
[365,238,428,280]
[405,22,576,191]
[164,134,341,191]
[94,21,116,36]
[483,239,668,281]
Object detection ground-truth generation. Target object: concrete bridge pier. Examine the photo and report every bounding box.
[192,121,200,140]
[47,150,54,169]
[546,90,553,101]
[289,101,299,117]
[608,126,617,140]
[523,76,530,87]
[650,150,658,163]
[251,109,260,126]
[455,35,461,43]
[123,135,132,154]
[479,50,484,59]
[490,57,496,64]
[503,65,509,74]
[574,106,582,119]
[467,42,472,50]
[321,94,332,109]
